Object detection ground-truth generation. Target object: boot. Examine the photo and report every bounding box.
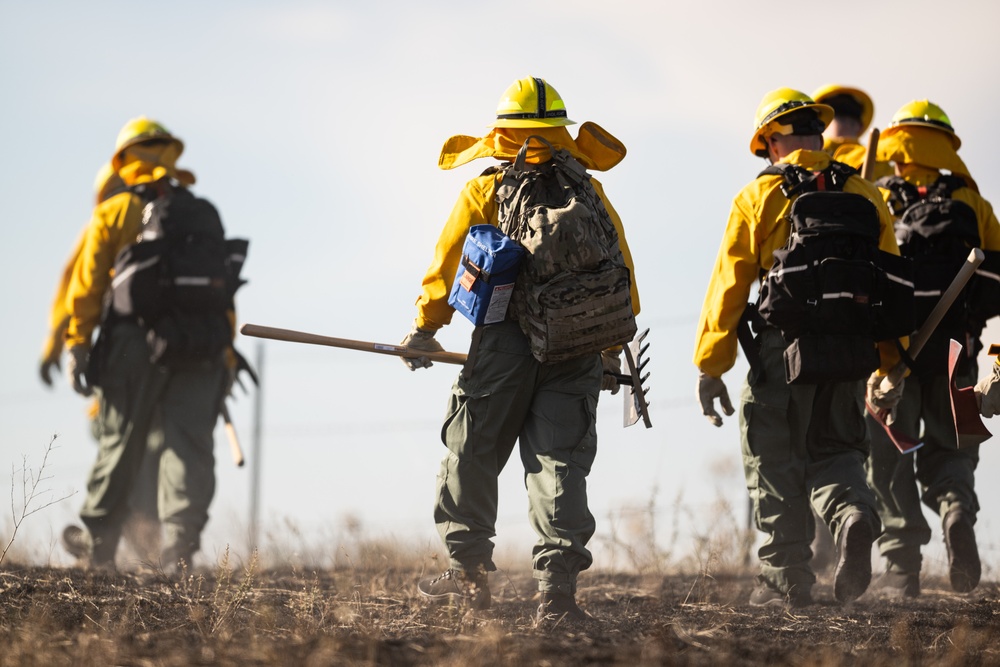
[833,512,873,603]
[748,576,813,608]
[879,571,920,598]
[944,509,980,593]
[160,544,195,576]
[535,590,593,623]
[62,525,115,572]
[417,568,491,610]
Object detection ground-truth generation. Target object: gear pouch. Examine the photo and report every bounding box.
[783,333,879,385]
[448,224,524,326]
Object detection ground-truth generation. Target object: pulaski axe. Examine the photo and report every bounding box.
[868,248,986,453]
[239,323,653,428]
[947,338,992,448]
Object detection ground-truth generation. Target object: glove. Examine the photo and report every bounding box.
[66,344,93,397]
[975,362,1000,418]
[40,352,61,387]
[866,372,904,426]
[698,372,733,427]
[601,349,622,395]
[399,322,443,371]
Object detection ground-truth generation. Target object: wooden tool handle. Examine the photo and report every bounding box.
[861,127,880,181]
[239,323,469,365]
[881,247,985,391]
[221,403,244,467]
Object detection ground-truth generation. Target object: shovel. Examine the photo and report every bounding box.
[239,323,653,428]
[868,248,985,453]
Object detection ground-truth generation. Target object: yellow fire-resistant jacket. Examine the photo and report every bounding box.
[822,136,894,181]
[883,164,1000,252]
[415,123,640,331]
[694,149,901,379]
[41,166,130,367]
[65,145,202,349]
[877,125,998,245]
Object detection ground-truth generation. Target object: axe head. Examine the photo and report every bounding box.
[622,328,652,428]
[866,399,923,454]
[949,339,992,448]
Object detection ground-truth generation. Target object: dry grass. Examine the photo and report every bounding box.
[2,540,1000,666]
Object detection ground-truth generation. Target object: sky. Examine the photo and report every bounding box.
[2,1,1000,577]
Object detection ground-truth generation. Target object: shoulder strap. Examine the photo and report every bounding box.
[759,161,854,199]
[927,174,967,199]
[876,175,919,217]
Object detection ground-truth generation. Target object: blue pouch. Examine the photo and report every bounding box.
[448,224,524,326]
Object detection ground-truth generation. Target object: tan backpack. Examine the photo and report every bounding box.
[495,135,636,363]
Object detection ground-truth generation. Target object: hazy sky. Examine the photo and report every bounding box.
[3,1,1000,574]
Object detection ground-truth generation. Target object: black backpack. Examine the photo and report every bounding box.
[107,180,249,365]
[756,162,914,384]
[879,174,1000,375]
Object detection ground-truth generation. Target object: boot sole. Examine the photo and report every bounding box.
[834,518,873,603]
[947,516,981,593]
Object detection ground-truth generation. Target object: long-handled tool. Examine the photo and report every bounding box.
[240,324,469,365]
[220,402,244,467]
[868,248,985,453]
[860,127,880,181]
[239,323,653,428]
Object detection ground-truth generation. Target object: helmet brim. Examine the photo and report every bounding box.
[882,121,961,150]
[488,117,577,129]
[812,85,874,134]
[749,103,834,157]
[111,135,185,171]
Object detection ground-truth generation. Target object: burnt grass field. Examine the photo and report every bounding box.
[2,553,999,666]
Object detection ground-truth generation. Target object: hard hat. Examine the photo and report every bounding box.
[811,84,874,133]
[111,116,184,168]
[883,99,961,150]
[750,88,834,157]
[489,76,576,128]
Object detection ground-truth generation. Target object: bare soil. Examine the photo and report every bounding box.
[1,563,998,666]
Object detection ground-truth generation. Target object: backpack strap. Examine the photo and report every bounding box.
[759,161,855,199]
[926,174,967,199]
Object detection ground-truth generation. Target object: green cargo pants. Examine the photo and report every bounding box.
[81,321,225,565]
[740,328,880,595]
[90,407,162,561]
[435,320,601,595]
[866,366,980,575]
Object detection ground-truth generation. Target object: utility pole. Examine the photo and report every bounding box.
[249,341,264,553]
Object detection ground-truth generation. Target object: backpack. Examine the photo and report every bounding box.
[756,162,914,384]
[107,180,249,365]
[493,135,637,364]
[878,174,1000,375]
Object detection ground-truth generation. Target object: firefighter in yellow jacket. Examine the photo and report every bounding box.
[41,163,164,563]
[61,118,229,572]
[866,100,1000,597]
[694,88,904,607]
[812,84,893,181]
[402,76,639,622]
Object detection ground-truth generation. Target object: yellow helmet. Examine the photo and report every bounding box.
[883,99,961,150]
[489,76,575,128]
[811,84,874,134]
[111,116,184,168]
[750,88,834,157]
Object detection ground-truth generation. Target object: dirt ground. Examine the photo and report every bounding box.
[1,562,998,666]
